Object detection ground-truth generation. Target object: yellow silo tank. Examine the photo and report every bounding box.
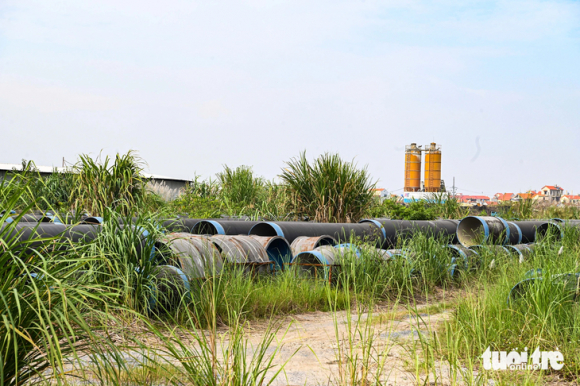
[424,143,441,192]
[404,143,422,192]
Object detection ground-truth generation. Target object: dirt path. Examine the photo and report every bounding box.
[243,303,454,385]
[62,297,459,385]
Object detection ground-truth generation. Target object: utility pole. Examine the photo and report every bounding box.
[452,177,457,197]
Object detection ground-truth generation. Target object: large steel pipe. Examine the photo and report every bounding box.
[535,221,563,240]
[457,216,521,247]
[505,244,535,261]
[210,235,270,265]
[249,221,383,246]
[468,245,511,256]
[249,235,293,269]
[359,219,458,249]
[290,235,337,256]
[1,223,103,245]
[162,218,204,233]
[156,233,223,278]
[193,220,262,236]
[148,265,191,311]
[1,223,151,258]
[290,246,342,280]
[512,221,554,243]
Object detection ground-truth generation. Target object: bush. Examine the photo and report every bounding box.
[368,197,437,220]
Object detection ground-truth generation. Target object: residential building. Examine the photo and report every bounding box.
[512,191,538,201]
[561,195,580,205]
[534,185,564,203]
[457,194,490,205]
[492,193,514,203]
[371,188,388,198]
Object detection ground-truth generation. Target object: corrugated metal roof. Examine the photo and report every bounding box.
[0,163,189,182]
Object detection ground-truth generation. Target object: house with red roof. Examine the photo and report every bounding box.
[457,194,490,205]
[512,191,538,201]
[370,188,388,198]
[561,195,580,205]
[491,193,514,203]
[534,185,564,203]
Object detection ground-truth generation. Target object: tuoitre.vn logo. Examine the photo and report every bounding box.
[481,347,564,371]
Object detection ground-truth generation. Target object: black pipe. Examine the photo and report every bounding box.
[512,221,553,243]
[0,223,103,249]
[161,218,204,233]
[249,221,383,246]
[193,220,262,236]
[359,219,458,249]
[1,223,149,256]
[457,216,516,247]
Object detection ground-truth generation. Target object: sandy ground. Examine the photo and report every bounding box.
[249,304,454,386]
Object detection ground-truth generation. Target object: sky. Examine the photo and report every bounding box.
[0,0,579,196]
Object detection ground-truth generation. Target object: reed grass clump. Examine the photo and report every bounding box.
[281,151,376,223]
[0,193,119,386]
[70,151,148,216]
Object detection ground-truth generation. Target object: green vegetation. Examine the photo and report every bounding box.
[280,152,376,223]
[70,151,149,216]
[2,150,580,385]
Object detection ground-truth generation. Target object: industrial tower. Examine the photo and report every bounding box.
[404,142,442,193]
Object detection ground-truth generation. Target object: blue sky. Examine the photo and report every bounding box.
[0,0,579,195]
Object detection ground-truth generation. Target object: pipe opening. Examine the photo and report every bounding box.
[264,238,292,267]
[192,221,220,235]
[457,217,487,247]
[536,222,562,240]
[249,223,278,237]
[317,236,336,248]
[291,251,331,279]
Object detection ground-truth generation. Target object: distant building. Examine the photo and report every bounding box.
[534,185,564,203]
[457,194,490,205]
[561,195,580,205]
[0,163,190,192]
[371,188,389,198]
[512,191,538,201]
[492,193,514,203]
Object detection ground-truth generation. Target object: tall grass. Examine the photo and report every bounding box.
[70,151,148,216]
[281,151,376,223]
[217,165,265,209]
[0,192,119,386]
